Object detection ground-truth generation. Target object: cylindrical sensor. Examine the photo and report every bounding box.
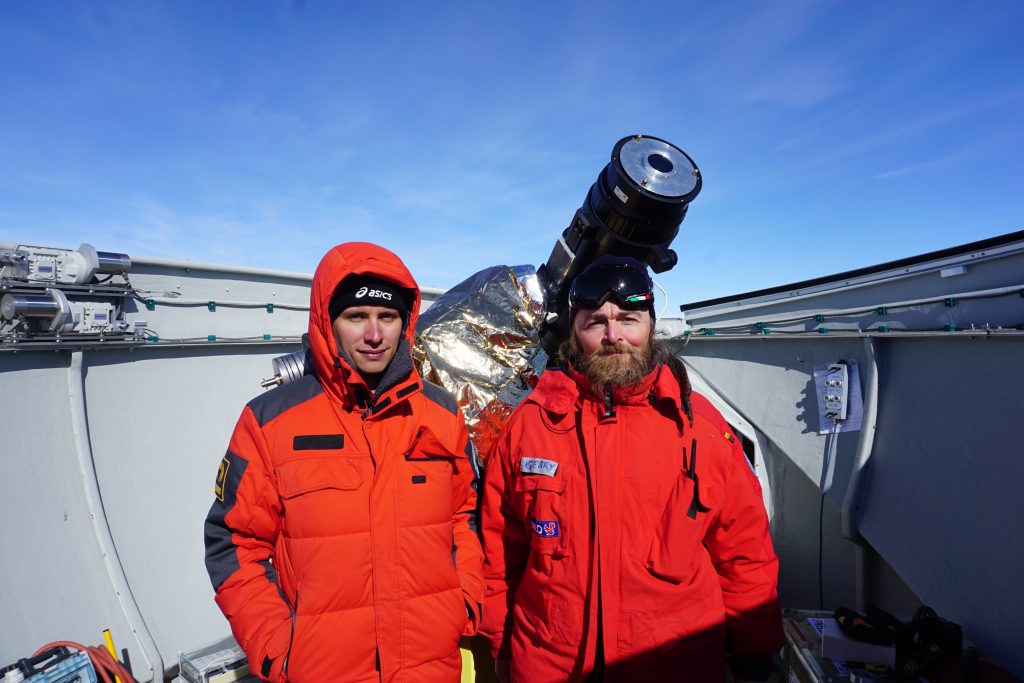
[95,251,132,273]
[1,293,59,320]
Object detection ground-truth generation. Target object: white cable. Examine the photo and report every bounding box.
[653,278,670,318]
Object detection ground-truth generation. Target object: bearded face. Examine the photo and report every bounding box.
[559,301,655,396]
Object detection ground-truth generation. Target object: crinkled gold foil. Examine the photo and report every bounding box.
[414,265,547,462]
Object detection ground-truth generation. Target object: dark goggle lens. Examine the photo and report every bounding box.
[569,263,653,310]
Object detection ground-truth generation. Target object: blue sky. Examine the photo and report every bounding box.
[2,1,1022,307]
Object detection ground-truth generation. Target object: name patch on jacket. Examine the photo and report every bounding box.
[521,457,558,476]
[530,518,560,538]
[293,434,344,450]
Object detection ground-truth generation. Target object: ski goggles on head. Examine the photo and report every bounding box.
[568,260,654,312]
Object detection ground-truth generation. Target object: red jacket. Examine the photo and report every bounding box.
[205,242,484,683]
[479,364,783,683]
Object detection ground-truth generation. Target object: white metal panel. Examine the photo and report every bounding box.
[859,337,1024,675]
[0,355,157,679]
[83,346,296,665]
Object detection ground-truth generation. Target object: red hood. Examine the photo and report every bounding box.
[308,242,421,407]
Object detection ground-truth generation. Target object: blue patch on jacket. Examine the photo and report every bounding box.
[530,518,560,538]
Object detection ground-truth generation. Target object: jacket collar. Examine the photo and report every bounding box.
[528,362,683,417]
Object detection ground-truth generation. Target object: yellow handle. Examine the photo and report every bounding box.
[102,629,121,683]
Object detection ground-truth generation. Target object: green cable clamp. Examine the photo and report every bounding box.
[145,298,156,311]
[876,306,888,315]
[755,322,766,330]
[818,327,829,334]
[263,333,272,340]
[147,334,159,343]
[266,303,274,313]
[815,314,826,323]
[208,334,217,342]
[208,301,217,311]
[944,298,957,307]
[761,328,771,335]
[877,325,890,333]
[944,324,957,332]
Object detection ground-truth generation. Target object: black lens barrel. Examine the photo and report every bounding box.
[537,134,701,356]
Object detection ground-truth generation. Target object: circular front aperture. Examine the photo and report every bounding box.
[618,136,700,199]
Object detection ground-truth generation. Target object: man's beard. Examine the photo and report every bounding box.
[562,335,653,397]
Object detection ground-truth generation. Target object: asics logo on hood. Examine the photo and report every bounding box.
[356,286,393,301]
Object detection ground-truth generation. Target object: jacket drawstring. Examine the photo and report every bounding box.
[684,437,710,519]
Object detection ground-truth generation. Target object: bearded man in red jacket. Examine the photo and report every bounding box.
[205,242,484,682]
[479,256,784,683]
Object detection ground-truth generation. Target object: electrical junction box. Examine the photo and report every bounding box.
[823,363,849,422]
[0,651,97,683]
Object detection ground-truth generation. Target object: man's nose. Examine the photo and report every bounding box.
[602,322,622,344]
[365,319,384,344]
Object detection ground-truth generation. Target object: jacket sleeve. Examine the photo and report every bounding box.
[204,407,293,682]
[450,412,486,635]
[478,432,530,659]
[703,430,784,659]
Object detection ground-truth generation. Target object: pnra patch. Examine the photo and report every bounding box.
[530,518,560,538]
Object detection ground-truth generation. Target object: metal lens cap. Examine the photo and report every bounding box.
[619,136,699,198]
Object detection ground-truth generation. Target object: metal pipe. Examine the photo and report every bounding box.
[842,338,881,612]
[68,351,165,681]
[843,337,880,538]
[684,283,1024,324]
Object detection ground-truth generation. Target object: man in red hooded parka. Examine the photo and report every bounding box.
[205,242,484,682]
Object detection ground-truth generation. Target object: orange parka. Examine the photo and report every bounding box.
[205,242,484,683]
[479,364,783,682]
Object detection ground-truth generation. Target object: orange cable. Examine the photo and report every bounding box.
[31,641,137,683]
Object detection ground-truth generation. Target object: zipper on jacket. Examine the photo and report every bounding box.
[283,586,299,676]
[362,396,392,419]
[602,386,616,421]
